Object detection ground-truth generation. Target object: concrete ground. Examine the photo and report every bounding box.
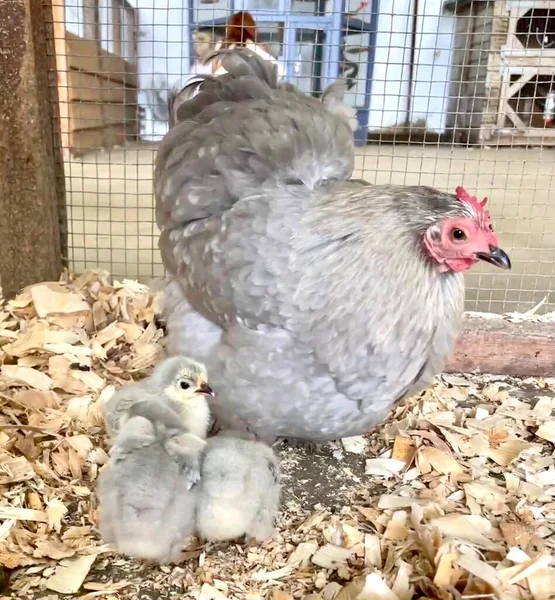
[64,142,555,314]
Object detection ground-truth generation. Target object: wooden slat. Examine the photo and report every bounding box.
[69,123,138,157]
[69,101,137,131]
[65,32,138,87]
[501,53,555,70]
[446,316,555,377]
[67,70,137,104]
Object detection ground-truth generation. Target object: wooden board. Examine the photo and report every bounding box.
[65,33,138,88]
[69,123,138,157]
[56,25,139,155]
[67,70,137,104]
[68,101,137,131]
[446,316,555,377]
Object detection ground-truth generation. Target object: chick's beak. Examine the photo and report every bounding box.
[476,245,511,270]
[196,382,215,397]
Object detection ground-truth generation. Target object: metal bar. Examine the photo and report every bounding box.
[326,0,344,88]
[354,0,380,145]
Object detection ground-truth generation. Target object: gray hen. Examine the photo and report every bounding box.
[195,431,281,543]
[155,48,510,442]
[96,415,200,564]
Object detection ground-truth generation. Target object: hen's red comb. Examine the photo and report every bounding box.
[455,186,488,212]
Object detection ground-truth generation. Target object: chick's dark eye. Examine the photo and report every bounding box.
[179,380,190,390]
[489,224,494,232]
[451,228,467,241]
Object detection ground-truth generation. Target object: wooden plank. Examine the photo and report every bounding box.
[500,53,555,70]
[69,122,138,156]
[65,34,101,74]
[446,316,555,378]
[0,0,65,298]
[83,0,99,41]
[68,70,137,104]
[65,32,138,87]
[68,101,137,131]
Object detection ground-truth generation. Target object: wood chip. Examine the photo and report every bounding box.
[364,458,406,477]
[31,285,90,318]
[1,365,53,391]
[312,544,353,570]
[535,421,555,444]
[2,272,555,599]
[45,553,98,593]
[341,436,368,454]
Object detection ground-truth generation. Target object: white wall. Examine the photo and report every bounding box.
[409,0,456,133]
[367,0,413,130]
[133,0,192,141]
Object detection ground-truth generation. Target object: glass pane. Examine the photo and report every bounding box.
[99,0,115,53]
[64,0,85,37]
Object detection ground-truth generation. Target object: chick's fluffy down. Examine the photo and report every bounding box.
[97,416,197,564]
[195,434,281,542]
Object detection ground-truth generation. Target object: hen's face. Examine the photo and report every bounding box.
[423,214,511,273]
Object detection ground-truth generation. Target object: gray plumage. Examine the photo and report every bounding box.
[154,48,509,442]
[195,432,281,543]
[96,415,200,564]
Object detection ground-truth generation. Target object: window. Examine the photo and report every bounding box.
[120,2,136,63]
[64,0,85,37]
[99,0,114,53]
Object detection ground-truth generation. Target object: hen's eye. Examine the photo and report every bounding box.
[179,380,190,390]
[451,228,467,241]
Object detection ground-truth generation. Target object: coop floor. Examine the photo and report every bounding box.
[3,274,555,599]
[65,142,555,314]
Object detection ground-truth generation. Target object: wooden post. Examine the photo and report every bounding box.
[0,0,66,299]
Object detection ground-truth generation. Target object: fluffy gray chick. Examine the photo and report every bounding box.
[195,432,281,543]
[102,355,214,441]
[96,415,199,564]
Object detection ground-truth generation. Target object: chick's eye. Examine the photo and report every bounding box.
[489,224,494,232]
[451,228,467,241]
[179,380,190,390]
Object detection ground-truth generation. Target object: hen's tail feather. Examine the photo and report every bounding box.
[170,47,355,129]
[156,46,355,231]
[168,48,279,127]
[321,80,358,132]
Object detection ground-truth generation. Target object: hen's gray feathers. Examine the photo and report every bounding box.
[195,433,280,542]
[155,48,354,246]
[156,50,467,441]
[96,416,198,564]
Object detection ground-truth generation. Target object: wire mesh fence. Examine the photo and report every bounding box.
[47,0,555,314]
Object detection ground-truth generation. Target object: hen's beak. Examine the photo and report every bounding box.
[476,245,511,270]
[196,382,215,397]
